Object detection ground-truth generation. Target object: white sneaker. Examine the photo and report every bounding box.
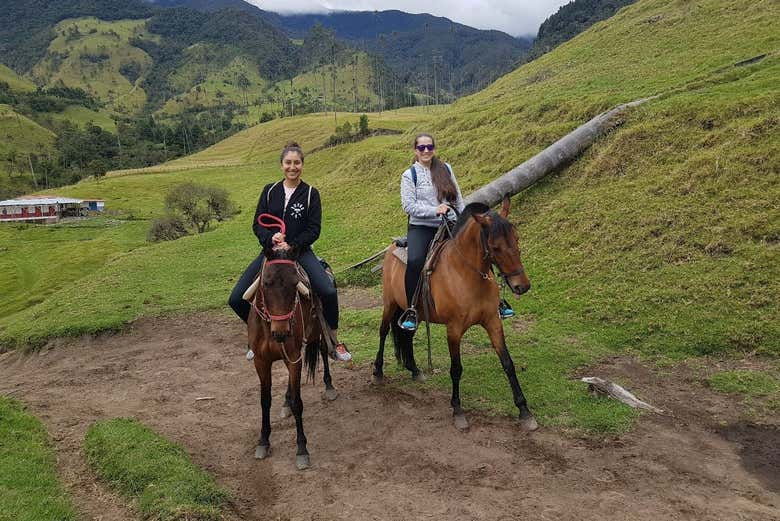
[246,349,255,361]
[331,343,352,362]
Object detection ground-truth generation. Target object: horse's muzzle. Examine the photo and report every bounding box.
[511,282,531,296]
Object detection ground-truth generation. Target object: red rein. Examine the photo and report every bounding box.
[257,213,286,235]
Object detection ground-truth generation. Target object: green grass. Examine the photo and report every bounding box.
[0,397,77,521]
[1,0,778,433]
[30,17,157,115]
[0,104,56,158]
[0,64,35,92]
[0,218,148,318]
[85,418,228,521]
[709,370,780,396]
[36,104,117,133]
[0,104,57,193]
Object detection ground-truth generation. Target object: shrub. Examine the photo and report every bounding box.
[359,114,369,135]
[147,214,189,242]
[164,182,237,233]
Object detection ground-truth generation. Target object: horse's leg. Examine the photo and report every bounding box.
[446,324,469,431]
[280,386,292,419]
[485,318,538,431]
[287,359,310,470]
[373,302,397,385]
[406,330,425,382]
[320,341,338,401]
[254,357,273,459]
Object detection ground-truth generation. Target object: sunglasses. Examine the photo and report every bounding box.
[415,144,435,152]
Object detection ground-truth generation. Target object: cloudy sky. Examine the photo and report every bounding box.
[253,1,571,37]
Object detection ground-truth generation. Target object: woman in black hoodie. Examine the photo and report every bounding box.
[228,142,351,362]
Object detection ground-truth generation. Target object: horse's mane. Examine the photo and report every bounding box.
[451,202,513,240]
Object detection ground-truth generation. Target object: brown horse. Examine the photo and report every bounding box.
[248,247,337,470]
[374,197,538,431]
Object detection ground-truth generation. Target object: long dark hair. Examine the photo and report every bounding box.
[414,133,457,203]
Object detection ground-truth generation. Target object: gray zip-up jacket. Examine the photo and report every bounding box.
[401,161,465,228]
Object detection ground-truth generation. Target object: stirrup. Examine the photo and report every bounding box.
[498,298,515,320]
[398,308,418,331]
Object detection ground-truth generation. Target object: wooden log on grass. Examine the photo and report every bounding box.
[464,97,655,207]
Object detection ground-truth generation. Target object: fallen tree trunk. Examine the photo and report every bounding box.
[464,96,655,207]
[342,96,655,272]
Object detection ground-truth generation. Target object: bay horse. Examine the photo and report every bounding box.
[374,197,538,431]
[248,215,337,470]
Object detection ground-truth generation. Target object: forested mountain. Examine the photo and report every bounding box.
[0,0,156,72]
[138,2,533,98]
[145,0,265,14]
[270,10,532,97]
[528,0,637,60]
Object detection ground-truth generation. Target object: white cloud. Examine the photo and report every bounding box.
[252,0,571,36]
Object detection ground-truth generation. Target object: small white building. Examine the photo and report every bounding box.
[0,196,103,223]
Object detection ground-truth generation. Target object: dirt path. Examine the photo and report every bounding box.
[1,312,778,521]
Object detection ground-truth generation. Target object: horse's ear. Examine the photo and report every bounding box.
[500,195,511,218]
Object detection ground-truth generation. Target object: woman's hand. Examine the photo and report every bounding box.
[272,232,285,244]
[275,241,291,251]
[435,203,450,216]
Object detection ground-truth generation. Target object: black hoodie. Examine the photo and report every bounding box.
[252,180,322,252]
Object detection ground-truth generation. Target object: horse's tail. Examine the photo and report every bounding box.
[390,308,414,370]
[304,338,319,382]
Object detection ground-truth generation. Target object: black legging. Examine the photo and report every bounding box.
[228,249,339,329]
[404,224,438,307]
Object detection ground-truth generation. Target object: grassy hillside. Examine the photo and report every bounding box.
[0,104,58,196]
[0,104,57,158]
[0,64,35,92]
[1,0,777,431]
[0,104,57,198]
[159,47,268,115]
[36,104,117,133]
[30,17,157,115]
[273,52,381,112]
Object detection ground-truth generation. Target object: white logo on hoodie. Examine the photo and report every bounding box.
[289,202,304,219]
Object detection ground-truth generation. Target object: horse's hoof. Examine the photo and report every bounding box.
[371,374,384,386]
[453,413,469,431]
[323,388,339,401]
[519,415,539,432]
[254,445,271,460]
[295,454,311,470]
[411,371,427,383]
[280,405,292,419]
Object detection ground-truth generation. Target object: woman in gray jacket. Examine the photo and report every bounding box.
[399,133,464,330]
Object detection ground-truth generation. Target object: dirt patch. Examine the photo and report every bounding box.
[336,287,382,310]
[718,423,780,493]
[1,314,779,521]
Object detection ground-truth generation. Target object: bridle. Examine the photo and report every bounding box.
[442,207,525,285]
[253,259,301,322]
